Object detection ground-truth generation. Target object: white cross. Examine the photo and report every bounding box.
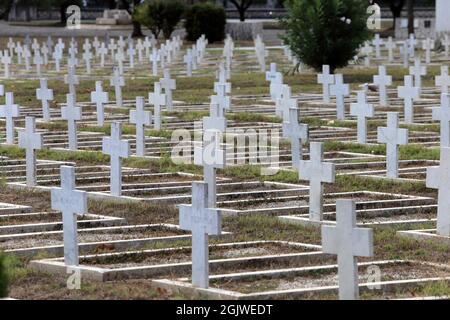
[270,72,284,102]
[402,41,409,68]
[1,52,11,78]
[64,66,79,101]
[435,66,450,94]
[33,50,43,77]
[102,122,130,197]
[179,182,221,289]
[211,89,230,117]
[61,94,82,151]
[127,43,135,68]
[159,69,176,112]
[373,66,392,107]
[426,147,450,237]
[266,63,278,82]
[41,44,49,65]
[408,34,417,58]
[350,91,374,144]
[51,166,87,266]
[360,42,373,67]
[372,34,383,58]
[377,112,408,178]
[15,44,23,65]
[150,48,160,76]
[330,74,350,120]
[299,142,335,221]
[82,49,93,74]
[143,37,152,58]
[283,107,308,171]
[23,46,31,71]
[321,199,373,300]
[130,96,152,157]
[115,48,125,75]
[110,67,124,108]
[422,38,435,64]
[398,75,420,124]
[276,85,296,121]
[36,78,54,122]
[18,116,42,186]
[98,43,108,68]
[149,82,166,131]
[409,57,426,94]
[7,38,15,58]
[385,36,396,63]
[0,84,4,97]
[0,92,20,144]
[90,81,109,126]
[52,46,63,72]
[318,65,335,103]
[442,34,450,58]
[184,49,193,77]
[432,93,450,147]
[108,40,117,61]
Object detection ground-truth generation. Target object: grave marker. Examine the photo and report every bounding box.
[90,81,109,126]
[318,65,334,104]
[130,96,152,157]
[350,91,374,144]
[321,199,374,300]
[373,66,392,107]
[36,78,54,122]
[377,112,408,178]
[0,92,20,144]
[398,75,420,124]
[282,107,309,171]
[61,94,82,151]
[299,142,335,221]
[435,66,450,94]
[432,93,450,147]
[149,82,166,130]
[330,74,350,120]
[110,67,124,108]
[18,116,42,186]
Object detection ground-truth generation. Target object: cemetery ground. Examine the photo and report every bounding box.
[0,35,450,300]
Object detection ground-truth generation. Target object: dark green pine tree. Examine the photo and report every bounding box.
[281,0,373,73]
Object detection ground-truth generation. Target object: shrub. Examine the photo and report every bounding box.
[134,0,185,39]
[185,3,226,43]
[281,0,373,73]
[0,252,8,298]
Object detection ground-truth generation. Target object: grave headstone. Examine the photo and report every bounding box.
[61,94,82,151]
[110,67,124,108]
[18,116,42,186]
[432,93,450,147]
[0,92,20,144]
[318,65,334,104]
[36,78,54,122]
[350,91,374,144]
[283,107,309,171]
[398,75,420,124]
[330,74,350,120]
[130,96,152,157]
[435,66,450,94]
[90,81,109,127]
[373,66,392,107]
[149,82,166,131]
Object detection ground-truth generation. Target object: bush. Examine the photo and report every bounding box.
[134,0,185,39]
[281,0,372,73]
[0,252,8,298]
[185,3,226,43]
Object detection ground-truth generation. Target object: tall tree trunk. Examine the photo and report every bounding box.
[60,5,67,24]
[238,7,245,21]
[407,0,414,35]
[132,20,143,37]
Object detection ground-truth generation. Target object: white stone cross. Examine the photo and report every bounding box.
[402,41,409,68]
[408,34,417,58]
[36,78,54,122]
[372,34,383,58]
[98,43,108,68]
[115,48,125,75]
[127,43,135,68]
[179,181,221,288]
[102,122,130,197]
[422,38,435,64]
[442,34,450,58]
[360,42,373,67]
[350,91,374,144]
[270,72,284,102]
[61,94,82,151]
[18,116,42,186]
[33,50,43,77]
[23,46,31,71]
[398,75,420,124]
[321,199,374,300]
[377,112,408,178]
[426,147,450,237]
[51,165,87,266]
[52,46,63,72]
[1,52,11,78]
[110,67,124,108]
[318,65,335,104]
[82,49,93,74]
[283,107,309,171]
[409,57,426,94]
[385,36,396,62]
[136,39,144,62]
[373,66,392,107]
[299,142,335,221]
[130,96,152,157]
[266,63,278,82]
[64,66,79,101]
[0,84,3,97]
[432,93,450,147]
[149,82,166,131]
[184,49,193,77]
[0,92,20,144]
[150,48,160,76]
[435,66,450,94]
[276,85,296,121]
[330,74,350,120]
[90,81,109,126]
[159,69,176,112]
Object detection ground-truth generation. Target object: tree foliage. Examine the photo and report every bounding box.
[229,0,254,21]
[0,253,8,298]
[185,2,226,42]
[281,0,373,73]
[134,0,185,38]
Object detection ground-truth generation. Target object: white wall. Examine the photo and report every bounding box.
[436,0,450,32]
